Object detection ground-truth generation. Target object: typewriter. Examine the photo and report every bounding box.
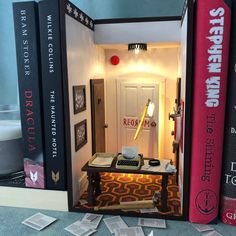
[115,153,143,170]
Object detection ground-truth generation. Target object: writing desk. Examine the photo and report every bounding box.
[81,157,173,213]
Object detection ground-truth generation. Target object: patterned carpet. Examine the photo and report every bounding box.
[78,172,181,216]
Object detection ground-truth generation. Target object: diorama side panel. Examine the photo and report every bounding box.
[179,9,188,210]
[65,15,105,205]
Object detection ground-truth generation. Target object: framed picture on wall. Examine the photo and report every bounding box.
[73,85,86,114]
[74,119,87,151]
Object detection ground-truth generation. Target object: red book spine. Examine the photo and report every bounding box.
[189,0,231,223]
[220,0,236,226]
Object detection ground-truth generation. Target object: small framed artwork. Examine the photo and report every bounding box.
[73,85,86,114]
[74,119,87,151]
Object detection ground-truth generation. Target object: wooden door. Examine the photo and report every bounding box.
[118,81,159,158]
[90,79,105,154]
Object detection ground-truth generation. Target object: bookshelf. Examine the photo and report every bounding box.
[0,187,68,211]
[0,0,194,221]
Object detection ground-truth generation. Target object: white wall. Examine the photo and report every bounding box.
[65,15,105,205]
[105,47,179,159]
[95,21,181,44]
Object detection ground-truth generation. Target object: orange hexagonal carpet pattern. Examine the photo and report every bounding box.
[78,173,181,216]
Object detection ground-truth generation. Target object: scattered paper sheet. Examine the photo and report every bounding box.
[166,163,177,172]
[90,156,114,167]
[138,218,166,228]
[78,199,88,205]
[81,213,103,229]
[192,224,214,232]
[203,230,223,236]
[103,216,128,234]
[140,207,159,213]
[148,230,154,236]
[65,220,97,236]
[22,213,57,231]
[141,159,173,172]
[114,226,145,236]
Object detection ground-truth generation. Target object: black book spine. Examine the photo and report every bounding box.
[38,0,67,190]
[221,0,236,226]
[13,2,45,188]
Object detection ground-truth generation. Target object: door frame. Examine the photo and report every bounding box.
[90,79,105,155]
[116,73,166,158]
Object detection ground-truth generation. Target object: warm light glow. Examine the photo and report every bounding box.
[134,48,140,55]
[134,99,155,140]
[147,102,155,117]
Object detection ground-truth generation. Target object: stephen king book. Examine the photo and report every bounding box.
[13,2,45,188]
[221,0,236,226]
[189,0,231,223]
[38,0,67,190]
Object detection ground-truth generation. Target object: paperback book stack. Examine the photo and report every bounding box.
[13,0,67,190]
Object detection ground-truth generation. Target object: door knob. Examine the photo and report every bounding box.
[151,121,157,127]
[104,123,108,128]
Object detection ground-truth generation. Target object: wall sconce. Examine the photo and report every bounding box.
[134,99,155,140]
[147,102,155,117]
[128,43,147,55]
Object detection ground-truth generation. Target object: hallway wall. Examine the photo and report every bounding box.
[105,47,179,160]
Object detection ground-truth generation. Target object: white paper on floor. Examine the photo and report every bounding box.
[78,199,88,205]
[103,216,128,234]
[114,226,145,236]
[21,212,57,231]
[80,213,103,229]
[192,223,214,232]
[138,218,166,228]
[65,220,96,236]
[140,207,158,213]
[148,230,154,236]
[203,230,223,236]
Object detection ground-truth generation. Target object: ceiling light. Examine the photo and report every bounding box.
[128,43,147,54]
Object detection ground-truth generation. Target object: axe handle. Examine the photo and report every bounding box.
[94,201,154,211]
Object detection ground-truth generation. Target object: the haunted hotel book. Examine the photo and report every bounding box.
[189,0,231,224]
[221,0,236,226]
[38,0,67,190]
[13,1,45,189]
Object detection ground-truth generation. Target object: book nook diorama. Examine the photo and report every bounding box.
[1,0,197,222]
[2,0,236,229]
[50,0,193,221]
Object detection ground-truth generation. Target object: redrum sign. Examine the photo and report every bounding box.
[122,117,151,129]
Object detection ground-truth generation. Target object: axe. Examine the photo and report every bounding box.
[94,192,160,211]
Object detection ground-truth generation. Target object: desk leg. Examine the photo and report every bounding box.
[87,173,95,206]
[159,175,170,213]
[94,173,101,196]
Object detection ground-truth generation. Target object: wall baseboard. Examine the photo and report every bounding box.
[0,187,68,211]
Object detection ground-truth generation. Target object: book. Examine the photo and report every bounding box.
[189,0,232,223]
[38,0,67,190]
[13,1,45,188]
[220,0,236,226]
